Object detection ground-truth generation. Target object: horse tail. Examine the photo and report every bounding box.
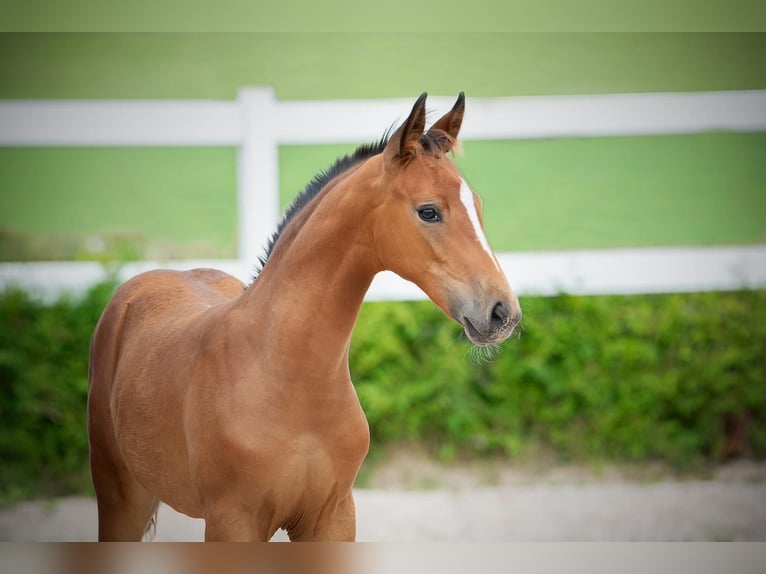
[143,502,159,541]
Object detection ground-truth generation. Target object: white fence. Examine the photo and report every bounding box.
[1,87,766,300]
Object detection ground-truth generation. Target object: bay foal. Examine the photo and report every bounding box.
[88,93,521,541]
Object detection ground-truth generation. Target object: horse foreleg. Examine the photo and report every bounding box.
[203,500,276,542]
[288,492,357,542]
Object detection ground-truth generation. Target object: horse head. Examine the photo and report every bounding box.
[372,93,521,346]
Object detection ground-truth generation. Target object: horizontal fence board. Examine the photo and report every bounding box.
[1,90,765,147]
[275,90,766,144]
[0,101,242,146]
[495,245,766,297]
[2,246,764,303]
[1,88,764,300]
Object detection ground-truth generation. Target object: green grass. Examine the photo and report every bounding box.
[1,33,764,100]
[1,132,765,260]
[461,133,766,250]
[1,33,764,259]
[0,147,238,260]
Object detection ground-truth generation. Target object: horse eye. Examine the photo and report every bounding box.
[417,205,442,223]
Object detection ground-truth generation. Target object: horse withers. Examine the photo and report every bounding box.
[87,92,521,541]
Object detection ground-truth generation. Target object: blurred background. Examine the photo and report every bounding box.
[0,32,765,540]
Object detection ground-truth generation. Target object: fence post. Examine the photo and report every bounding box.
[237,87,281,273]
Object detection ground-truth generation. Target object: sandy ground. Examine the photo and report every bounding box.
[2,458,765,542]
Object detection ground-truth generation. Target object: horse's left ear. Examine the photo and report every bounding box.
[426,92,465,152]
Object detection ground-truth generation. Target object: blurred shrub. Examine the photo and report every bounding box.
[0,284,764,504]
[352,291,766,467]
[0,280,117,504]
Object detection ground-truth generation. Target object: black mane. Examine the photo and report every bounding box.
[251,134,390,279]
[251,127,452,281]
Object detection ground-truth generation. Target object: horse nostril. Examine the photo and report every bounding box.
[490,301,509,329]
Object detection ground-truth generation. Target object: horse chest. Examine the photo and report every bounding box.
[229,409,370,488]
[191,383,370,496]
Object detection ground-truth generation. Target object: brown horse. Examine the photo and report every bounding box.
[87,92,521,541]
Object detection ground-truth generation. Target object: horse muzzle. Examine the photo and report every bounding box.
[452,296,522,347]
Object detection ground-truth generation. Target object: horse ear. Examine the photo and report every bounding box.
[426,92,465,152]
[384,92,428,167]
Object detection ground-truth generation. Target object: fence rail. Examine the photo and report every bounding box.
[3,89,766,146]
[2,246,765,304]
[1,88,765,300]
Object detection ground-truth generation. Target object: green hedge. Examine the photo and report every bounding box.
[1,282,765,504]
[0,281,116,504]
[353,292,766,466]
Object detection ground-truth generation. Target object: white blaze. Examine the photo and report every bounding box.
[459,178,500,270]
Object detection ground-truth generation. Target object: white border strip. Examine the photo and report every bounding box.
[1,246,764,303]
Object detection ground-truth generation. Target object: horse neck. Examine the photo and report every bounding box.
[239,163,382,380]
